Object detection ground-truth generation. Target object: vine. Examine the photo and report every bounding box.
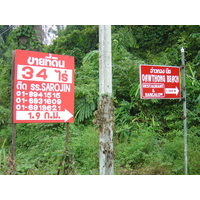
[11,25,43,51]
[93,94,115,132]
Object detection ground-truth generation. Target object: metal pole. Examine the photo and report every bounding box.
[99,25,114,175]
[181,47,188,175]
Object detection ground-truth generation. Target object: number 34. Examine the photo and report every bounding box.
[22,67,48,80]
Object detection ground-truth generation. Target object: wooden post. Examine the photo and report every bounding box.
[98,25,114,175]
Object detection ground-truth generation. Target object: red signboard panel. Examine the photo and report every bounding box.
[13,49,74,123]
[140,65,181,99]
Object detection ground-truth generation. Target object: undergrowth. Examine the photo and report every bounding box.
[0,123,199,175]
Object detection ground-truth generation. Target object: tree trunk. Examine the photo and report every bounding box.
[33,25,44,44]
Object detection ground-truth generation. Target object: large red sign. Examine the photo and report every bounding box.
[12,49,74,123]
[140,65,181,99]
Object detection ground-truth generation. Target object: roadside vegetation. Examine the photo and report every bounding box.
[0,25,199,174]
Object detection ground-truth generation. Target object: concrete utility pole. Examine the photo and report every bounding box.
[98,25,114,175]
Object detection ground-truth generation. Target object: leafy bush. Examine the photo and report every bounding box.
[0,139,7,174]
[69,125,99,175]
[75,50,99,124]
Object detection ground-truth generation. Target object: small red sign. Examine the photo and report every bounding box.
[13,50,74,123]
[140,65,181,99]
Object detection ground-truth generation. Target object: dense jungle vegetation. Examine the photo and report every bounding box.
[0,25,199,175]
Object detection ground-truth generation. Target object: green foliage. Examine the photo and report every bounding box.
[0,139,7,174]
[7,123,66,174]
[75,50,99,123]
[69,125,99,174]
[0,124,99,175]
[0,57,12,109]
[189,69,200,119]
[11,25,43,51]
[0,106,10,128]
[45,25,98,67]
[0,25,13,58]
[115,130,200,175]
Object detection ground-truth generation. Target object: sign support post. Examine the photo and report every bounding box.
[181,47,188,175]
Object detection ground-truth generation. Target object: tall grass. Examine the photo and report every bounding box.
[0,123,199,175]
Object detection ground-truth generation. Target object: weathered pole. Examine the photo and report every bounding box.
[98,25,114,175]
[181,47,188,175]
